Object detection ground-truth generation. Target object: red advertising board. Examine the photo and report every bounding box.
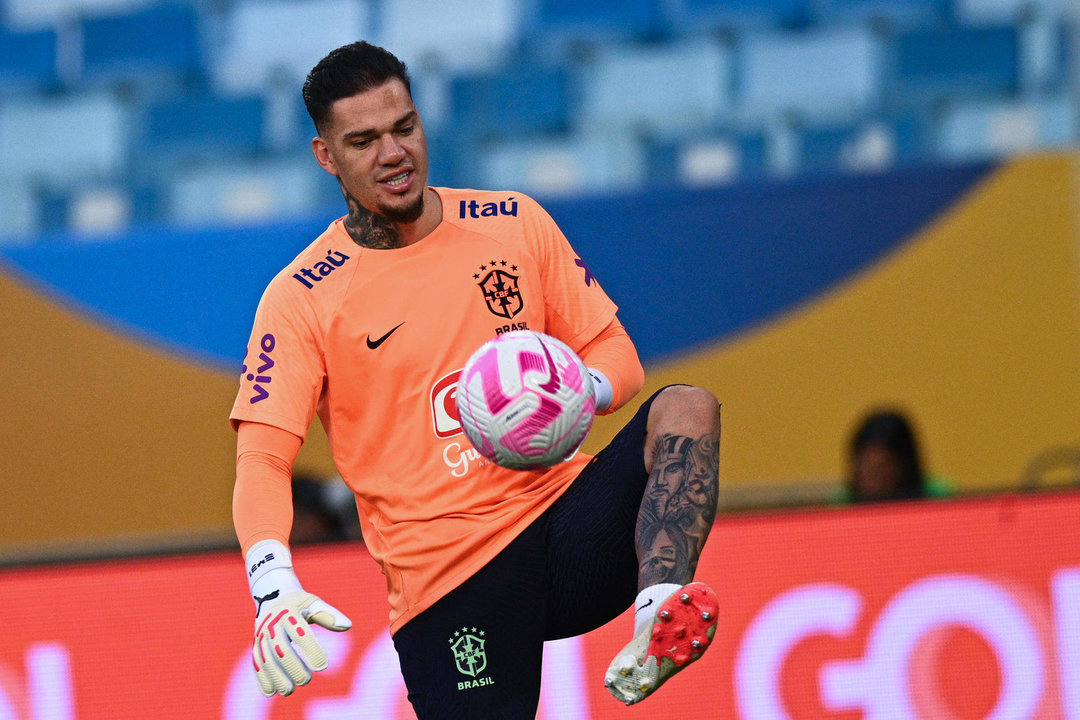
[1,491,1077,719]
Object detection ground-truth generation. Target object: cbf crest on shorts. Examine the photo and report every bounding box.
[475,261,522,319]
[450,627,495,690]
[450,628,487,677]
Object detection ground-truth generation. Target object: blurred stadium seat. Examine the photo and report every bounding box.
[807,0,948,29]
[2,0,155,28]
[0,92,130,185]
[137,91,266,171]
[80,3,204,91]
[43,184,135,237]
[529,0,664,40]
[646,131,769,187]
[737,26,882,122]
[671,0,810,31]
[0,179,39,241]
[936,92,1078,158]
[450,67,572,139]
[795,116,934,173]
[0,26,59,95]
[377,0,524,73]
[165,157,338,226]
[478,132,646,196]
[574,39,732,137]
[212,0,372,95]
[885,24,1021,107]
[800,120,881,172]
[953,0,1076,24]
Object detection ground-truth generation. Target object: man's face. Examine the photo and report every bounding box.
[312,79,429,223]
[640,525,679,585]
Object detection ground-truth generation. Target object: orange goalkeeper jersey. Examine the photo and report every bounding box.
[231,188,621,632]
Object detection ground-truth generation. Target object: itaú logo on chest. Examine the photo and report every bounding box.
[430,370,463,439]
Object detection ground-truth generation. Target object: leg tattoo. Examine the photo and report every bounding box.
[637,432,720,588]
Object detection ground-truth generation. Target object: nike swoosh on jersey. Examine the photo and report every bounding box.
[366,322,405,349]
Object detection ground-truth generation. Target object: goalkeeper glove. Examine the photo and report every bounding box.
[588,368,613,412]
[246,539,352,697]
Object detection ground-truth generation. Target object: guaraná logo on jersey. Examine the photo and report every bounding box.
[431,370,463,439]
[431,370,492,477]
[474,260,522,319]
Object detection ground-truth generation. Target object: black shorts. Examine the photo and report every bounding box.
[392,387,666,720]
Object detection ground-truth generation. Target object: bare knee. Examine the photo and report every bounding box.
[643,386,721,471]
[646,385,720,435]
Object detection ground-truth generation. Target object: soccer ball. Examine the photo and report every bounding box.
[456,330,596,469]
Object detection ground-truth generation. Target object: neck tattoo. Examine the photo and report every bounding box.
[341,182,403,249]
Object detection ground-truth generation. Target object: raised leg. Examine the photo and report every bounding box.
[636,385,721,589]
[606,385,722,706]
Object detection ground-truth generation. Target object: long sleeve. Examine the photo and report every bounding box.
[577,317,645,414]
[232,421,304,555]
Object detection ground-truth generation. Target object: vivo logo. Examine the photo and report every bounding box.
[243,334,276,404]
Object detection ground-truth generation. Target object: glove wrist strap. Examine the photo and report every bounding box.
[246,540,303,613]
[246,539,292,585]
[588,367,613,412]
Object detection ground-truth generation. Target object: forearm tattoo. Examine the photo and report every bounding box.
[340,179,402,249]
[637,432,720,587]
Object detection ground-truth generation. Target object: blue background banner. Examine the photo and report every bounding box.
[0,162,995,369]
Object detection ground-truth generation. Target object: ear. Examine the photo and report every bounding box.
[312,136,339,176]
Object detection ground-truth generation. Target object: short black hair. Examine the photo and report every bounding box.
[848,409,926,499]
[302,41,412,135]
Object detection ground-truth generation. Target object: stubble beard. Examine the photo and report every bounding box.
[339,178,426,249]
[378,192,425,224]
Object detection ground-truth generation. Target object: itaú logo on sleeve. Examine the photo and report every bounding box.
[734,568,1080,720]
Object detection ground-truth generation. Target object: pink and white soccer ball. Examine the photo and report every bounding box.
[456,330,596,469]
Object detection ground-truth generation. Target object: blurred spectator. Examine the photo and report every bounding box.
[290,473,363,544]
[838,408,952,503]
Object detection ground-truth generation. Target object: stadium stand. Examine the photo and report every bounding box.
[0,0,1075,241]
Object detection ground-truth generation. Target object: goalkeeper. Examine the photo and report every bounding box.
[232,40,722,717]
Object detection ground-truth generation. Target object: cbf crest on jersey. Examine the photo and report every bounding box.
[475,260,522,319]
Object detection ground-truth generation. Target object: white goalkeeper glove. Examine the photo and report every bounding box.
[246,539,352,697]
[587,368,613,412]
